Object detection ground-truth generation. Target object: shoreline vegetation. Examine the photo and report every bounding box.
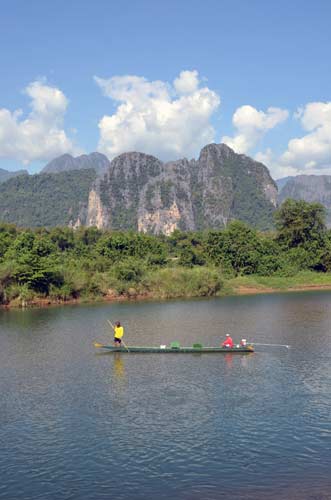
[3,270,331,310]
[2,199,331,309]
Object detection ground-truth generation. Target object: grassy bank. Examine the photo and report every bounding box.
[3,268,331,309]
[227,270,331,294]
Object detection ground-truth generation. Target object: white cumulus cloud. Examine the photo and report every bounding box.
[255,149,297,179]
[280,102,331,173]
[0,80,80,164]
[222,105,289,154]
[173,70,199,95]
[94,70,220,161]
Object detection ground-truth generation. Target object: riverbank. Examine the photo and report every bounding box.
[227,272,331,295]
[3,210,331,311]
[2,269,331,309]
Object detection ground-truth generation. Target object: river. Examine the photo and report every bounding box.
[1,292,330,500]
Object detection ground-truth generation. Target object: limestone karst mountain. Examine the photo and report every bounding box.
[278,175,331,226]
[0,144,277,233]
[42,152,111,175]
[278,175,331,206]
[90,143,277,233]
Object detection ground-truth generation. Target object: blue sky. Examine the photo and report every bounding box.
[0,0,330,178]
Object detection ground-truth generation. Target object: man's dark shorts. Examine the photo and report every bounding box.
[114,337,122,344]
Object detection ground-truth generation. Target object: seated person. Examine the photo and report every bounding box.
[222,333,234,348]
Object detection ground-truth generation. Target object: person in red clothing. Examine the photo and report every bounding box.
[222,333,234,348]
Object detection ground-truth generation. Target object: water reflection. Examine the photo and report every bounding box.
[224,353,233,369]
[113,353,125,380]
[107,353,129,410]
[240,354,249,368]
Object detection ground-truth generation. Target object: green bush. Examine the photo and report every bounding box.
[146,252,167,267]
[0,285,6,304]
[6,283,35,304]
[145,266,223,298]
[111,259,145,282]
[49,284,74,301]
[256,255,282,276]
[57,267,89,297]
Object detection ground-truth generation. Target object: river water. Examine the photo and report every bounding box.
[0,292,330,500]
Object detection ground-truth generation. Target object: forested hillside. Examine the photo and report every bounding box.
[0,168,28,184]
[0,169,96,227]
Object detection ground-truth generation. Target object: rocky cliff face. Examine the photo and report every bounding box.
[278,175,331,205]
[86,143,277,233]
[276,176,294,192]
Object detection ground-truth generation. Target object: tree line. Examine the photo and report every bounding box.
[1,199,331,305]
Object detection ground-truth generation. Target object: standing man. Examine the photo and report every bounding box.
[113,321,124,347]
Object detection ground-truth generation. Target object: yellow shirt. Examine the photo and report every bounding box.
[114,326,124,339]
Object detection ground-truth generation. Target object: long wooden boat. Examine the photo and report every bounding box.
[94,343,254,353]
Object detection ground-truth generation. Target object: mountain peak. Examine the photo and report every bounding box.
[41,152,111,175]
[112,151,161,163]
[198,143,234,161]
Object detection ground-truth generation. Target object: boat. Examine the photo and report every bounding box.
[93,342,254,353]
